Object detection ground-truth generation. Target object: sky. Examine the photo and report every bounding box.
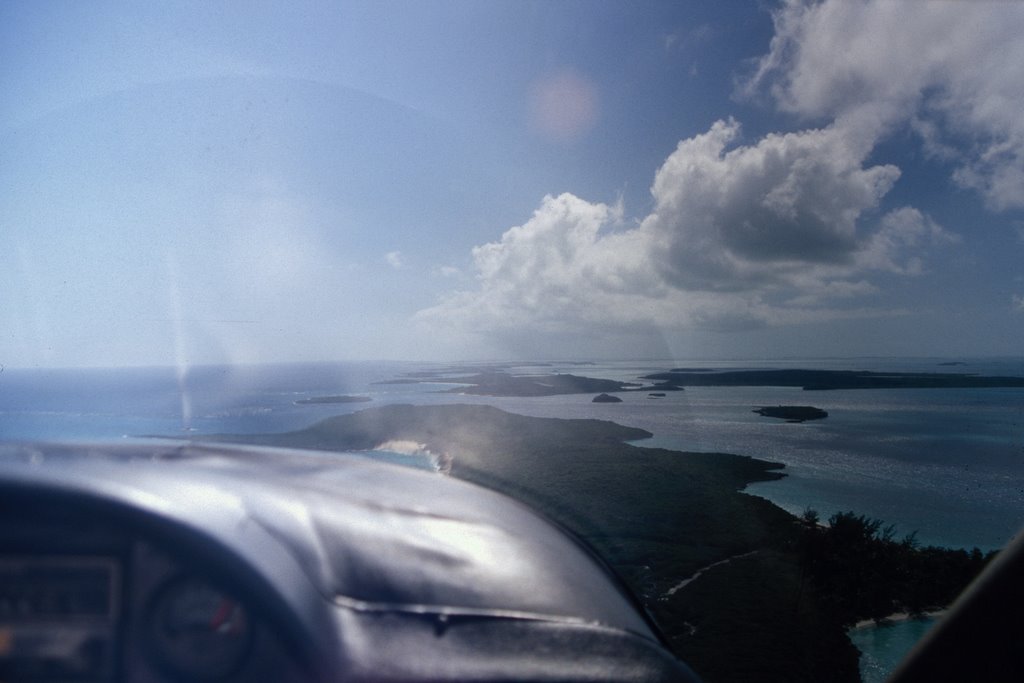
[2,0,1023,367]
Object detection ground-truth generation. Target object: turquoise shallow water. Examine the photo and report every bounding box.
[849,617,938,683]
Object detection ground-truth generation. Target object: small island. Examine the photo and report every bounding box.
[754,405,829,422]
[592,393,622,403]
[295,395,372,405]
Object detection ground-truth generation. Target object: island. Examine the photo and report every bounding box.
[641,368,1024,391]
[374,367,689,397]
[372,365,1024,398]
[592,393,623,403]
[203,404,991,682]
[295,395,372,405]
[403,370,639,396]
[754,405,828,422]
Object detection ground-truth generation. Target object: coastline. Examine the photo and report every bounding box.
[852,609,947,630]
[848,612,946,683]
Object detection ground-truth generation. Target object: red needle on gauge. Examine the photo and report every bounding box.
[210,599,235,632]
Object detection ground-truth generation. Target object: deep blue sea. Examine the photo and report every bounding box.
[2,357,1021,679]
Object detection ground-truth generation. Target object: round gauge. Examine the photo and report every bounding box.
[146,576,253,680]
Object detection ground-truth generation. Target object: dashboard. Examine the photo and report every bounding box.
[0,453,316,682]
[0,442,699,682]
[0,520,295,682]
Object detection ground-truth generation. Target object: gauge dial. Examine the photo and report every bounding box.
[146,576,253,680]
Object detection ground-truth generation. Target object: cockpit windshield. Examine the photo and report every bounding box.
[3,2,1023,682]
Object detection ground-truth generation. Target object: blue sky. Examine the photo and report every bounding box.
[2,0,1023,367]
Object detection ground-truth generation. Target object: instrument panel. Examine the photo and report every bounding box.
[0,522,297,683]
[0,556,120,680]
[144,575,252,680]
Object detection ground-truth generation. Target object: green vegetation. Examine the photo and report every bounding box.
[796,510,994,626]
[655,550,861,682]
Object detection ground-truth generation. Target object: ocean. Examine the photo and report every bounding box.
[2,357,1021,679]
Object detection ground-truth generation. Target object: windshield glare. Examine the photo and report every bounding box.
[3,2,1023,682]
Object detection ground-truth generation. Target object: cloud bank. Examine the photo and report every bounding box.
[417,119,950,338]
[746,0,1024,211]
[419,0,1019,347]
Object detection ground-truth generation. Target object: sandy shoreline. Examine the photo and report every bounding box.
[852,609,948,630]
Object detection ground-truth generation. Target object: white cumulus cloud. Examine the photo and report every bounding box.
[417,119,955,341]
[642,118,900,290]
[436,265,461,277]
[857,207,958,275]
[745,0,1024,211]
[384,251,404,269]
